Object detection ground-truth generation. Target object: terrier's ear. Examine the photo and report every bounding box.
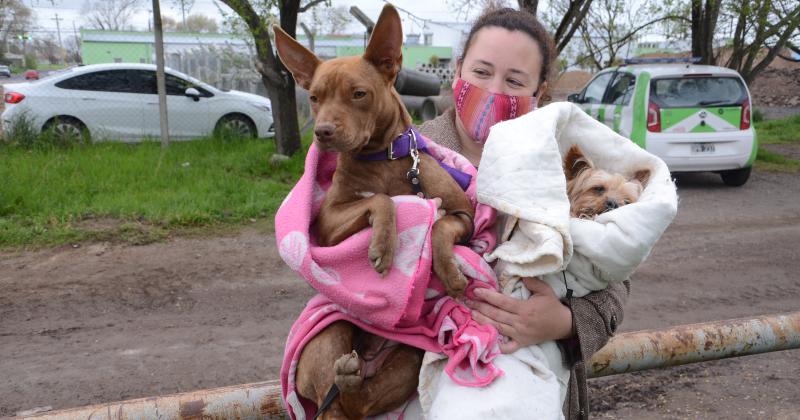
[564,145,592,181]
[363,5,403,82]
[273,25,320,90]
[632,169,651,188]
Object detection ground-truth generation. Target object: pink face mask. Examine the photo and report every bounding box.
[452,77,537,144]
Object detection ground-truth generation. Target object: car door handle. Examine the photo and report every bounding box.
[81,97,96,101]
[147,102,158,105]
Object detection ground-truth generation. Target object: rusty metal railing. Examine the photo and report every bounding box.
[16,311,800,420]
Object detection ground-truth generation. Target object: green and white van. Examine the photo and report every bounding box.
[568,58,756,186]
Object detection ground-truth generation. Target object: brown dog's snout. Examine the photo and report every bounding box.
[314,123,336,143]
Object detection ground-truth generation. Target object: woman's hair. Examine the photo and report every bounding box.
[460,7,556,87]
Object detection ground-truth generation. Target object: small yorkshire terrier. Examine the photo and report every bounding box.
[564,145,651,219]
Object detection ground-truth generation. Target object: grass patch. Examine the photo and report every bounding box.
[0,132,311,249]
[754,146,800,172]
[754,114,800,145]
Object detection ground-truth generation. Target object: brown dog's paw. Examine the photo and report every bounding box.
[432,250,467,298]
[368,227,396,277]
[334,350,363,393]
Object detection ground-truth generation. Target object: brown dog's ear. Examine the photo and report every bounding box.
[564,145,592,181]
[363,5,403,82]
[632,169,651,187]
[273,25,320,90]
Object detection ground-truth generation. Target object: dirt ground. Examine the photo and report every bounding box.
[1,164,799,418]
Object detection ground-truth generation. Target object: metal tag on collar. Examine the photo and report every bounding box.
[407,130,424,197]
[387,141,398,160]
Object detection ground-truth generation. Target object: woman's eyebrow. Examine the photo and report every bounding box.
[508,68,530,77]
[474,60,495,68]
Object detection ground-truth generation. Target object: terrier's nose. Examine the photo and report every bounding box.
[315,123,335,142]
[605,199,619,210]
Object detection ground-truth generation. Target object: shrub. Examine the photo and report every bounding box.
[752,108,765,124]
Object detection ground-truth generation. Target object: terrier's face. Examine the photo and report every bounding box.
[563,145,650,219]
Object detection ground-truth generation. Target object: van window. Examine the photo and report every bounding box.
[605,73,636,105]
[581,72,614,104]
[650,76,746,108]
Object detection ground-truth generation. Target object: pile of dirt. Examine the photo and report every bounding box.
[549,71,592,101]
[750,67,800,107]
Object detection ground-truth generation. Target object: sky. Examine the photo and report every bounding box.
[22,0,480,39]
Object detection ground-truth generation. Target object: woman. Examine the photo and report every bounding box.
[418,8,629,419]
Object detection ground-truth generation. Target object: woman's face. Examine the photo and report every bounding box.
[456,26,543,96]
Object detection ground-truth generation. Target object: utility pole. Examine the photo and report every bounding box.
[72,21,82,63]
[51,13,65,64]
[152,0,170,148]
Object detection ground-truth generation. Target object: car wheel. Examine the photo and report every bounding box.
[215,114,256,139]
[43,117,90,145]
[720,166,751,187]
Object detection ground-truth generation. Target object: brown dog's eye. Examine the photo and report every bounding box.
[309,95,318,103]
[353,90,366,99]
[593,186,606,194]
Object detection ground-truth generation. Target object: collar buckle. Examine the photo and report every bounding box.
[387,142,398,160]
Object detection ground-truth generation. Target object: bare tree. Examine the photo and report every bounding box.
[81,0,144,31]
[723,0,800,84]
[170,0,196,31]
[217,0,328,157]
[177,14,219,33]
[161,15,180,32]
[448,0,593,55]
[690,0,721,64]
[0,0,34,58]
[34,37,61,64]
[575,0,687,70]
[301,5,352,36]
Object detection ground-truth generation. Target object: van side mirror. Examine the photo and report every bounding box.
[185,87,201,101]
[567,93,580,103]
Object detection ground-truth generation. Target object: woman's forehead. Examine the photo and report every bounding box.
[464,27,542,75]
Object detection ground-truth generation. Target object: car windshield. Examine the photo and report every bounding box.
[650,76,746,108]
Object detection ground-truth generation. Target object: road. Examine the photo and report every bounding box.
[1,168,799,418]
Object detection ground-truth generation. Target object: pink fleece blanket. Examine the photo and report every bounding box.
[276,138,502,420]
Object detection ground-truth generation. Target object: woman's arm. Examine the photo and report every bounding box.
[559,279,630,366]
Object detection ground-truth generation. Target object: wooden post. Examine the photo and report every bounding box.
[152,0,169,149]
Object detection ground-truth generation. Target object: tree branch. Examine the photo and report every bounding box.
[298,0,327,14]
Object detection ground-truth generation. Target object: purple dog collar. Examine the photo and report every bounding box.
[356,127,472,191]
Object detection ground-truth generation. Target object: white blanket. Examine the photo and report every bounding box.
[418,102,678,419]
[480,101,678,296]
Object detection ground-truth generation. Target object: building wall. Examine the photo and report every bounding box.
[82,41,152,65]
[335,45,452,69]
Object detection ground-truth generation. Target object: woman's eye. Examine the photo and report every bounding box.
[593,186,606,194]
[353,90,366,99]
[473,69,490,77]
[507,79,523,87]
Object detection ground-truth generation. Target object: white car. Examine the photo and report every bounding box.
[2,63,274,141]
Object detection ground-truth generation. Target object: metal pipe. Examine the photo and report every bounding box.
[17,312,800,419]
[587,311,800,378]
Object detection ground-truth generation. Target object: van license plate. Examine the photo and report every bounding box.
[691,143,715,154]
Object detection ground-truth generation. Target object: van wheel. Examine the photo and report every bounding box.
[720,167,751,187]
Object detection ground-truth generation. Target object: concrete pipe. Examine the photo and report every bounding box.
[394,69,441,97]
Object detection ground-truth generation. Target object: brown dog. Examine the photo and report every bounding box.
[274,5,475,419]
[564,145,650,219]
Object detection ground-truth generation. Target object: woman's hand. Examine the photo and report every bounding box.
[467,277,574,354]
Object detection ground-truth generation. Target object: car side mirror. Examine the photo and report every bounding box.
[185,87,201,101]
[567,93,580,103]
